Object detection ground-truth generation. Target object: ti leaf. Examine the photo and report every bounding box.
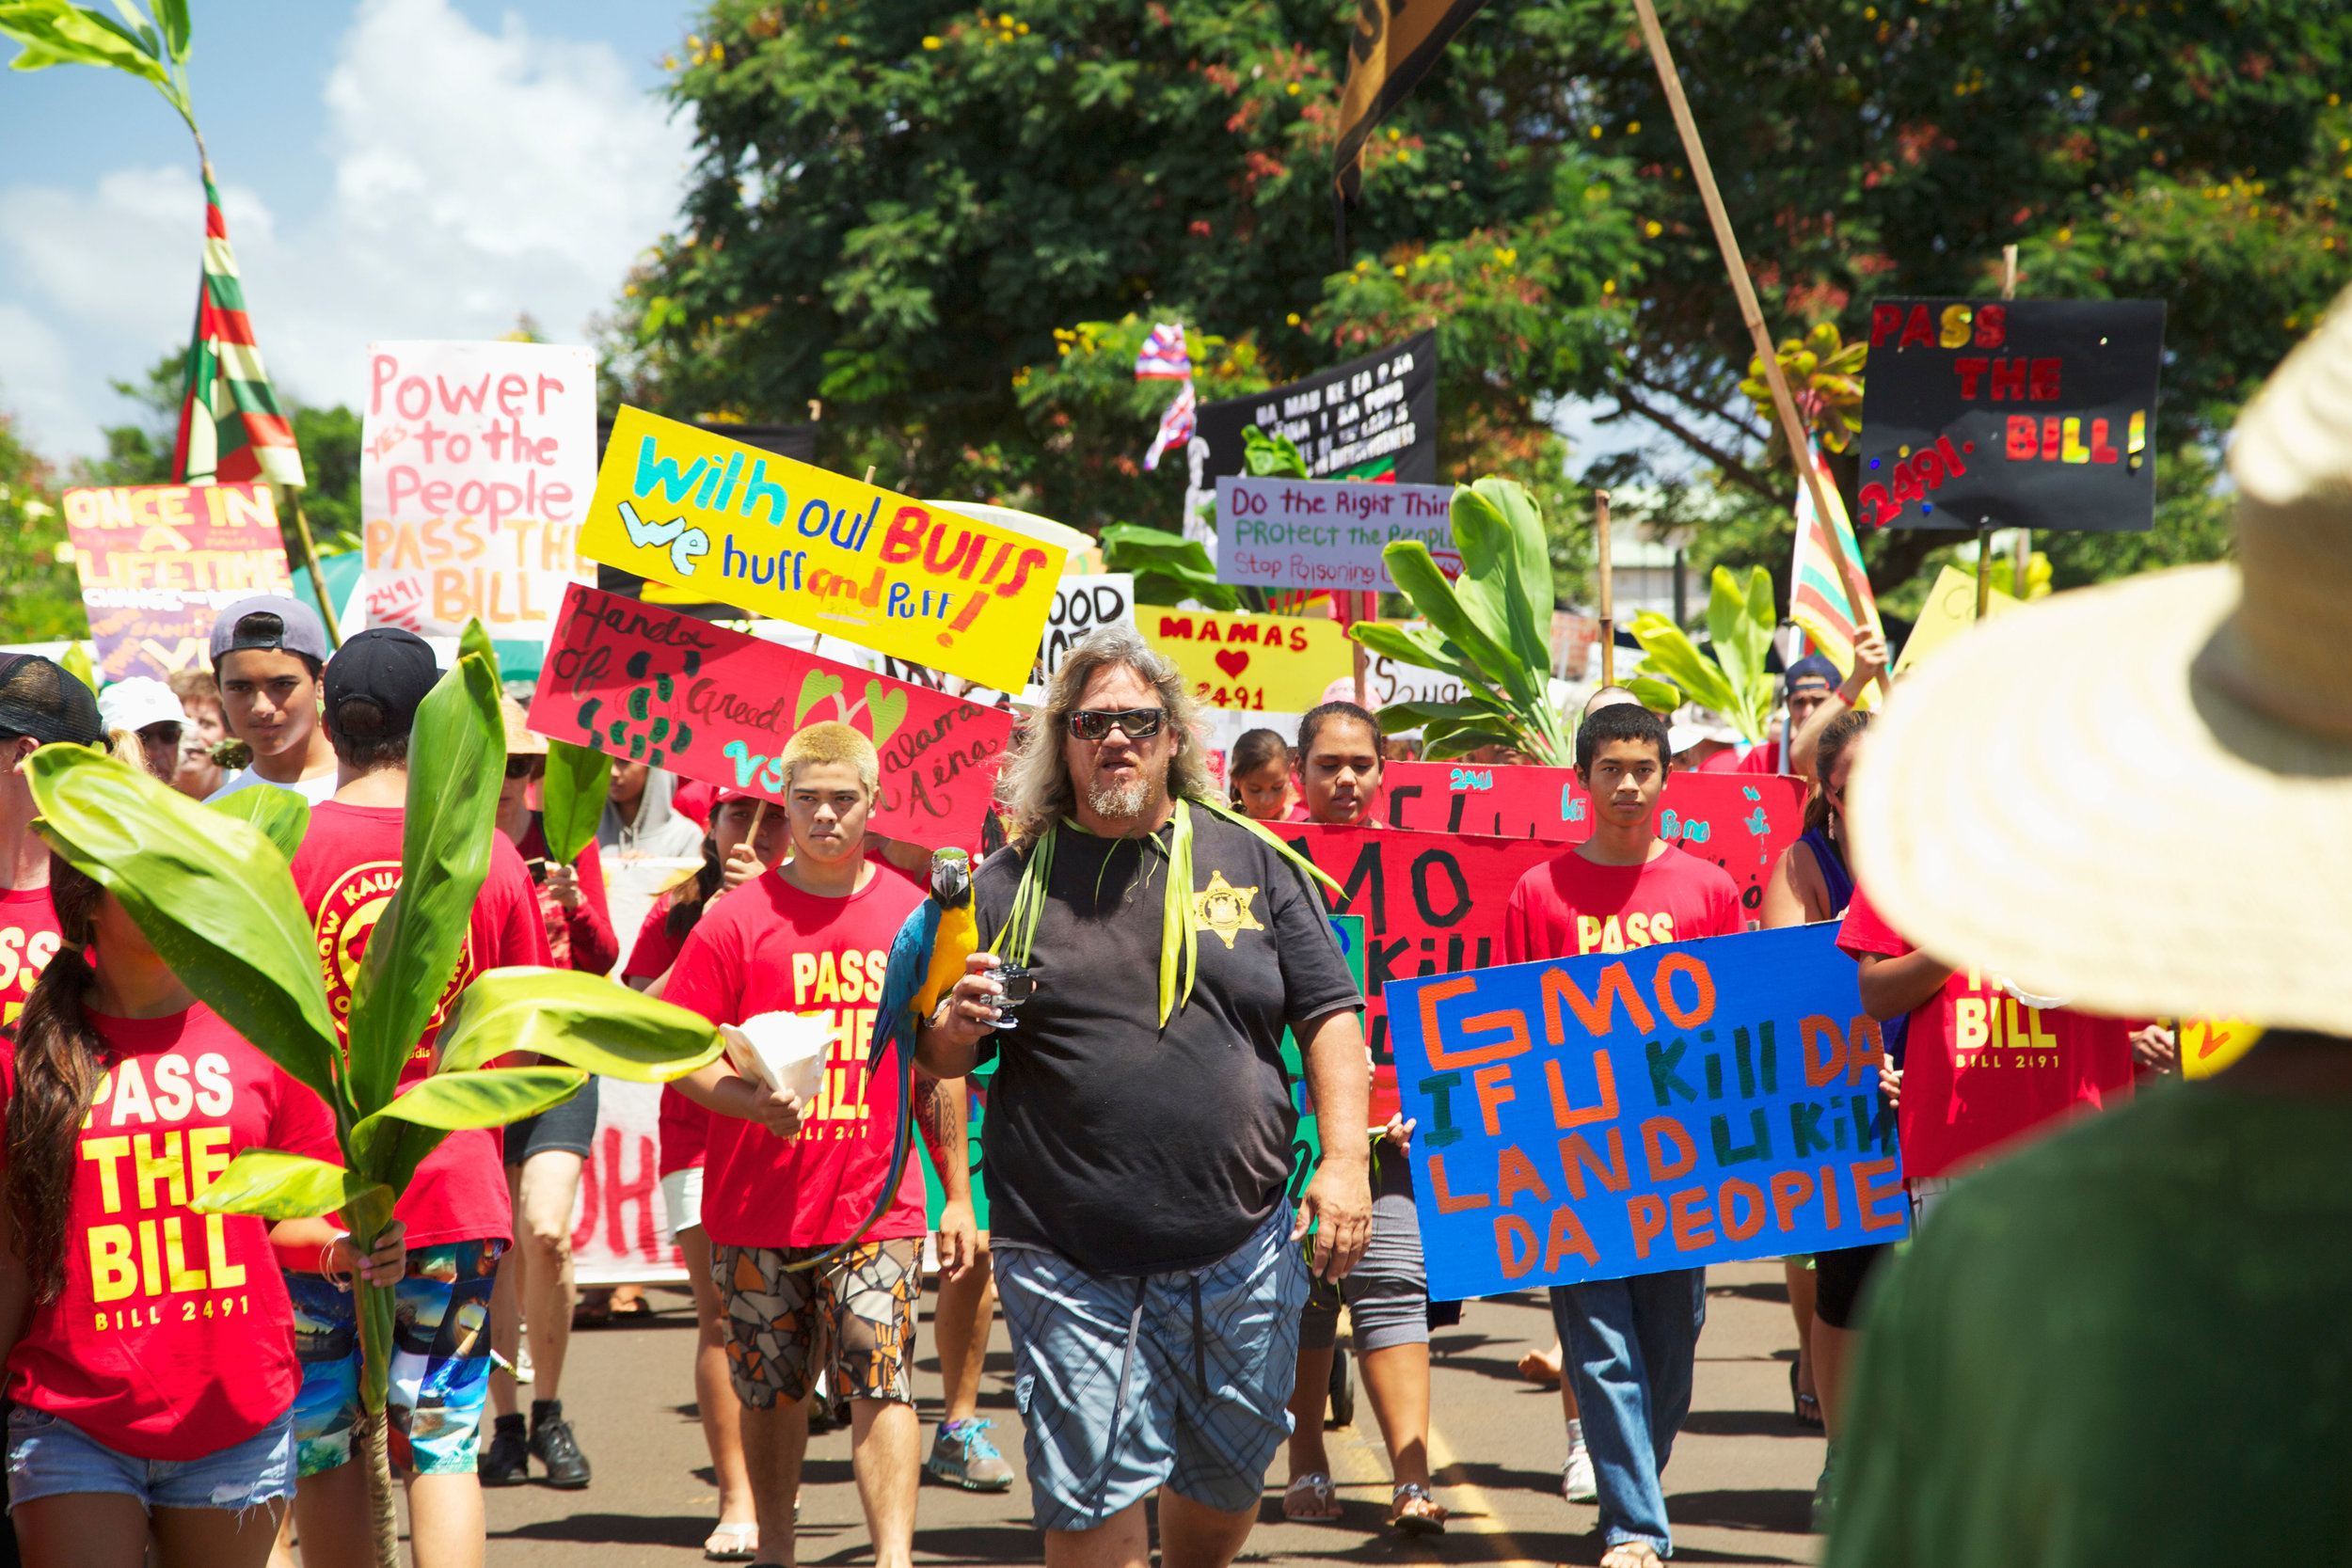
[434,967,724,1081]
[1101,522,1241,610]
[540,740,611,866]
[348,1066,590,1197]
[206,783,310,862]
[190,1150,392,1224]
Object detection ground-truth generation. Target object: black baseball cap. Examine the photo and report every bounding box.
[0,655,104,747]
[322,628,439,738]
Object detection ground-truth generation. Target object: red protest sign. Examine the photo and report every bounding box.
[530,584,1011,847]
[1379,761,1806,914]
[1269,823,1562,1122]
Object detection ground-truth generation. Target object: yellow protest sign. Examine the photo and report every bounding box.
[1139,607,1352,711]
[580,407,1066,690]
[2181,1019,2262,1080]
[1890,563,2020,676]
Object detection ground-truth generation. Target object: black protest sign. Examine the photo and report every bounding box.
[1198,331,1437,483]
[1856,298,2164,533]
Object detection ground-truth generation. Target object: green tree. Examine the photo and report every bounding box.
[613,0,2351,608]
[0,411,85,641]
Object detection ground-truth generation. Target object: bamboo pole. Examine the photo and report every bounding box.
[1627,0,1888,697]
[1596,490,1614,689]
[285,488,344,649]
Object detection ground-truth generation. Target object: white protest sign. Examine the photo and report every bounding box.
[1036,573,1135,683]
[359,341,596,639]
[1216,475,1454,594]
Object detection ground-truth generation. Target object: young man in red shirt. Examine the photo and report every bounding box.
[286,627,554,1568]
[1503,701,1743,1568]
[665,721,974,1568]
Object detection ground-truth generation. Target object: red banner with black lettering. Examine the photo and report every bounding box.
[529,583,1010,847]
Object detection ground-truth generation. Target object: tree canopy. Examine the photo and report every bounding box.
[600,0,2351,608]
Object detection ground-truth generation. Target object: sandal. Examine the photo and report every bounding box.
[1791,1359,1823,1428]
[704,1521,758,1562]
[1391,1481,1447,1536]
[1283,1472,1342,1522]
[1599,1544,1663,1568]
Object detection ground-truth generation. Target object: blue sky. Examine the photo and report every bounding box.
[0,1,701,461]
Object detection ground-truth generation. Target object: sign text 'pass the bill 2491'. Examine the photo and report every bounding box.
[1390,924,1907,1299]
[579,407,1065,691]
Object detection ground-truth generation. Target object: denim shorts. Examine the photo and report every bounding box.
[7,1402,294,1514]
[994,1209,1308,1532]
[283,1238,504,1478]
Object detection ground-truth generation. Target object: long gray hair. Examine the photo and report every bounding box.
[995,623,1213,847]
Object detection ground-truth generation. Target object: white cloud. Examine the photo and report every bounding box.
[0,0,691,459]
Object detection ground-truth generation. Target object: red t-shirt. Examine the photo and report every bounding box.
[2,1004,340,1460]
[1836,883,2134,1181]
[0,886,64,1030]
[292,801,552,1247]
[660,864,927,1247]
[1503,842,1744,963]
[517,819,619,976]
[624,899,710,1179]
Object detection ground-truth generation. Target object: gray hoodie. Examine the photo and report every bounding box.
[597,766,706,859]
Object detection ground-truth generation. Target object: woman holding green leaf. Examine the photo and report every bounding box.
[0,851,405,1568]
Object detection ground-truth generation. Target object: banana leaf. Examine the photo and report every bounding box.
[344,637,503,1113]
[1628,610,1745,731]
[1448,481,1556,697]
[207,784,310,863]
[1629,677,1683,714]
[1348,620,1458,674]
[1101,523,1241,611]
[1380,543,1524,695]
[1372,697,1512,734]
[434,967,724,1080]
[349,1066,590,1201]
[540,740,611,866]
[190,1150,393,1223]
[1705,566,1776,736]
[26,748,345,1111]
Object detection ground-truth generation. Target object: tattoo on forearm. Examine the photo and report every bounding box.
[914,1071,963,1168]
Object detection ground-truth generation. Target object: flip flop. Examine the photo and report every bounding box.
[704,1522,757,1562]
[1391,1481,1448,1536]
[1791,1360,1823,1428]
[1283,1472,1342,1522]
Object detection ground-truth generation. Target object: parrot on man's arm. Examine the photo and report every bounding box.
[869,847,977,1085]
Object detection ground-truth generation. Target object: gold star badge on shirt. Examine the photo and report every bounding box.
[1191,869,1265,949]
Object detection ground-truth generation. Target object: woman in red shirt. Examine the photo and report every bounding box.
[0,855,403,1568]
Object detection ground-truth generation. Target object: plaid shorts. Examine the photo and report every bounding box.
[994,1210,1309,1532]
[284,1239,505,1478]
[712,1238,922,1410]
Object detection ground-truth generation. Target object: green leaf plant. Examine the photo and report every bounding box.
[0,0,199,145]
[1353,478,1574,765]
[540,739,612,866]
[26,623,722,1568]
[1625,564,1781,743]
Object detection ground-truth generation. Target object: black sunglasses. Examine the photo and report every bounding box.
[505,755,547,780]
[1067,707,1165,741]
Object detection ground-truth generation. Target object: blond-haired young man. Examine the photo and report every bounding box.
[669,721,975,1568]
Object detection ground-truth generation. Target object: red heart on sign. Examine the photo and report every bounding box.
[1215,649,1251,678]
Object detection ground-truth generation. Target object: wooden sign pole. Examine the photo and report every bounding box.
[1976,245,2021,621]
[1596,490,1614,689]
[1627,0,1888,697]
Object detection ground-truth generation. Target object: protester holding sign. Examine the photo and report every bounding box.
[917,626,1370,1568]
[620,786,787,1564]
[204,597,340,807]
[664,723,973,1568]
[1502,702,1743,1568]
[0,658,104,1033]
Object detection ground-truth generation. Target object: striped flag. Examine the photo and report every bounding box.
[171,171,305,489]
[1135,322,1191,380]
[1143,379,1196,472]
[1788,440,1883,702]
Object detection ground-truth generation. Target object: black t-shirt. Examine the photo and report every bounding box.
[973,808,1361,1275]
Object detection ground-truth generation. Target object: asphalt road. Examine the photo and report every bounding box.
[416,1259,1823,1567]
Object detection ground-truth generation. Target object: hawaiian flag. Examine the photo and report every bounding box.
[1142,379,1197,472]
[1787,439,1883,703]
[1135,322,1191,380]
[171,171,304,488]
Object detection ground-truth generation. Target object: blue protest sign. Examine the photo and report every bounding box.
[1389,924,1908,1298]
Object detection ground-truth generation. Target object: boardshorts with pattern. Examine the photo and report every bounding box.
[284,1238,505,1477]
[712,1238,922,1409]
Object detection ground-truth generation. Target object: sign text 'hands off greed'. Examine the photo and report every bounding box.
[580,407,1065,692]
[1389,924,1906,1299]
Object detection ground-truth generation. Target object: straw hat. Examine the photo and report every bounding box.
[1848,284,2352,1037]
[500,697,548,757]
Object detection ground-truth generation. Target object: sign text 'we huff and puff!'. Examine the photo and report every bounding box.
[1390,925,1907,1298]
[579,407,1065,692]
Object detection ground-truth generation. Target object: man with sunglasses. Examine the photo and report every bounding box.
[919,625,1372,1568]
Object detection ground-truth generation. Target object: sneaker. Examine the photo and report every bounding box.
[1563,1446,1597,1504]
[478,1417,530,1486]
[925,1418,1014,1493]
[530,1408,593,1490]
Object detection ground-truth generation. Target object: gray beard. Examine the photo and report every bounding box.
[1085,774,1153,822]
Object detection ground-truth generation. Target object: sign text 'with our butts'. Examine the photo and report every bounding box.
[1391,925,1907,1298]
[579,407,1064,692]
